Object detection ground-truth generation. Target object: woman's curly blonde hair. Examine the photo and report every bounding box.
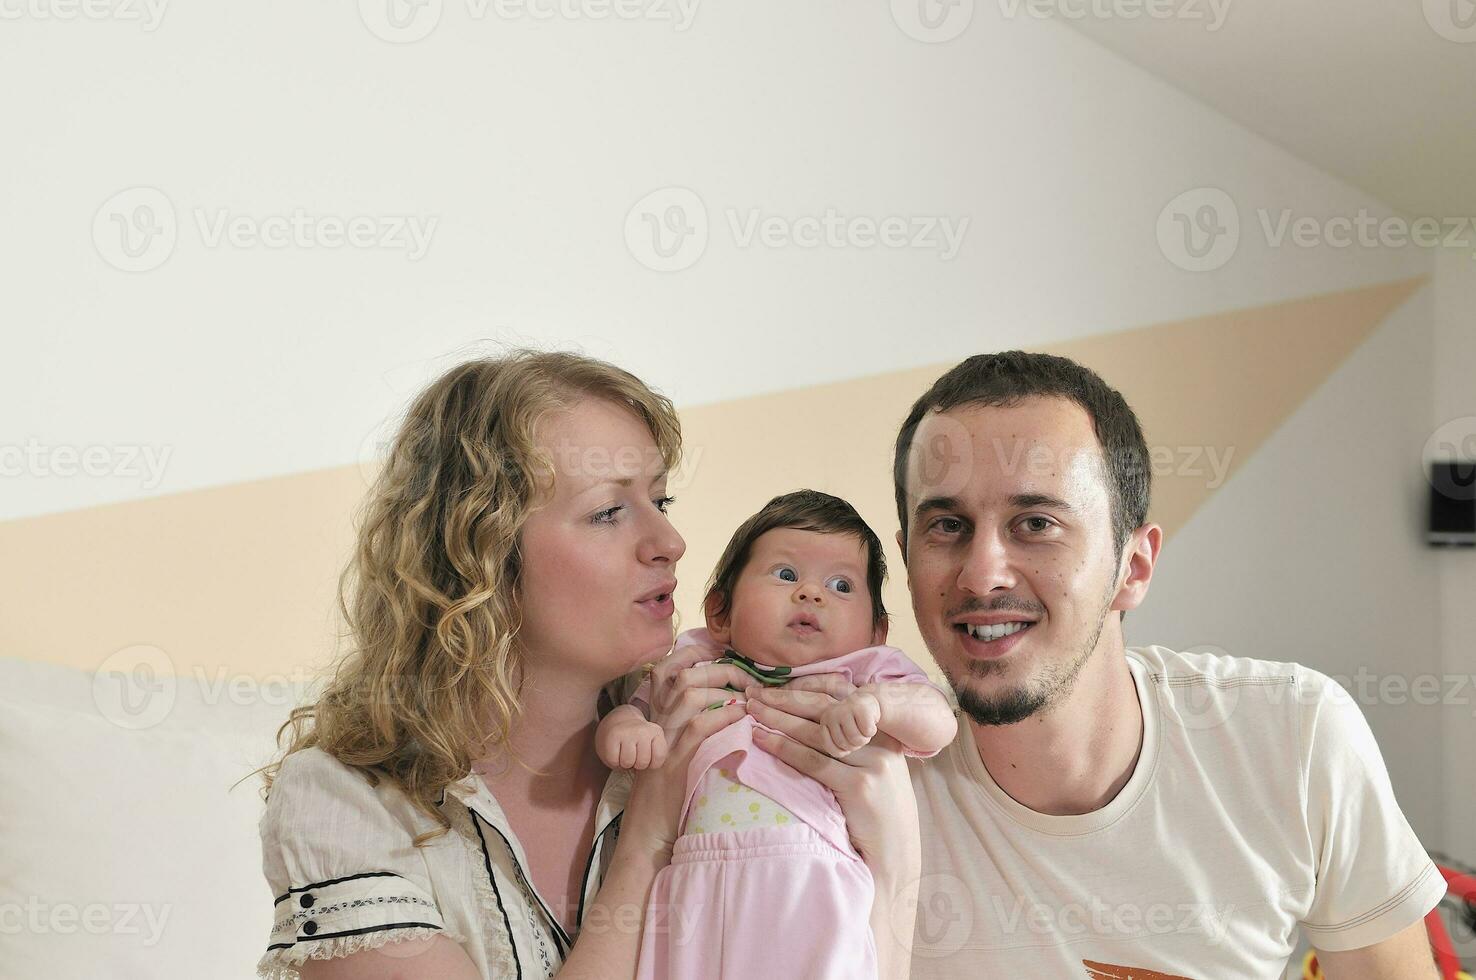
[257,348,683,844]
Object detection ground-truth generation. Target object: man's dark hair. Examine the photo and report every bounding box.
[706,489,889,631]
[892,351,1151,558]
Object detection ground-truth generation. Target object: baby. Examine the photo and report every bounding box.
[596,489,958,980]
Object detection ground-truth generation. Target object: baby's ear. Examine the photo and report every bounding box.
[871,614,889,647]
[703,590,732,645]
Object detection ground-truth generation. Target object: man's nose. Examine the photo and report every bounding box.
[956,530,1016,595]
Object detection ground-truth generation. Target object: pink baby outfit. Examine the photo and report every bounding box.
[631,628,945,980]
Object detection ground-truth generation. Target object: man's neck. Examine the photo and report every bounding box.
[971,635,1144,816]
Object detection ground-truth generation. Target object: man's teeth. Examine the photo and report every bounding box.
[965,622,1030,642]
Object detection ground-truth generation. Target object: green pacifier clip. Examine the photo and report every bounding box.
[704,649,792,710]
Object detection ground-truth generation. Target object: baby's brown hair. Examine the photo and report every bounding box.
[704,489,889,632]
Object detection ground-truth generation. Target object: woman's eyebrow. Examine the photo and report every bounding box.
[581,471,670,493]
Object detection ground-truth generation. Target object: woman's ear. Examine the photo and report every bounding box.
[703,590,732,646]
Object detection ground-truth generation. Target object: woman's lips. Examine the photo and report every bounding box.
[636,594,674,618]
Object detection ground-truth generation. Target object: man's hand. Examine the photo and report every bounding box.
[819,689,882,756]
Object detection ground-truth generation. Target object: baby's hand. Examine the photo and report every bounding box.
[818,690,882,757]
[598,718,669,771]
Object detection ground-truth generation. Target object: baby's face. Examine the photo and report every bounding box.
[709,527,882,668]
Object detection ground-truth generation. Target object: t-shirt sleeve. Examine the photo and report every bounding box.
[257,748,455,978]
[1295,668,1445,952]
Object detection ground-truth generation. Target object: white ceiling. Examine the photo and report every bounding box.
[1057,0,1476,217]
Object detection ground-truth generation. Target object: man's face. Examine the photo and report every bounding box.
[898,397,1128,726]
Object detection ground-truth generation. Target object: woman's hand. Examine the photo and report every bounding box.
[643,639,757,744]
[616,639,753,859]
[562,697,747,980]
[560,647,749,980]
[742,672,921,980]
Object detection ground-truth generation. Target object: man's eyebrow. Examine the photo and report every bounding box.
[1009,493,1074,512]
[913,495,962,520]
[913,493,1075,517]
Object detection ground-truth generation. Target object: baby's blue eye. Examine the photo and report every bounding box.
[826,576,853,594]
[773,566,798,582]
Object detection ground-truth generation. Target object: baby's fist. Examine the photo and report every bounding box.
[597,718,669,771]
[820,691,882,757]
[618,721,668,770]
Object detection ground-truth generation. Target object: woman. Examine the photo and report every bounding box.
[255,350,920,979]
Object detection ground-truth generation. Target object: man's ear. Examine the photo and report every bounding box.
[1110,524,1162,614]
[703,590,733,646]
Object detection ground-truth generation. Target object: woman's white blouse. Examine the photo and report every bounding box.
[257,747,632,979]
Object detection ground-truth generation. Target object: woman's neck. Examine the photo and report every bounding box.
[473,664,608,798]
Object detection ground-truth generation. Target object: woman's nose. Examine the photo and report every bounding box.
[641,518,685,566]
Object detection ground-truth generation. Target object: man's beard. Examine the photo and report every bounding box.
[948,581,1115,727]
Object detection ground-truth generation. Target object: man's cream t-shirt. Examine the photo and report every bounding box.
[907,645,1444,979]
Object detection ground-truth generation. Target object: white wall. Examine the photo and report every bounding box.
[1433,247,1476,864]
[1,0,1426,521]
[1125,292,1446,844]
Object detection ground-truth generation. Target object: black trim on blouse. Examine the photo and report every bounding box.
[471,808,525,980]
[272,871,406,906]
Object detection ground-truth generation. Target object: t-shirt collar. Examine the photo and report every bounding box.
[954,653,1161,837]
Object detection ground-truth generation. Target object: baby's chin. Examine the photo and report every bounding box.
[732,632,843,669]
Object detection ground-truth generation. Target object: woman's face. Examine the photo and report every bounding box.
[517,397,686,687]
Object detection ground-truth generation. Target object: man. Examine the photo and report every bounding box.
[893,352,1444,978]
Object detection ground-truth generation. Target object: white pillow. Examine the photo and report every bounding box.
[0,656,315,980]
